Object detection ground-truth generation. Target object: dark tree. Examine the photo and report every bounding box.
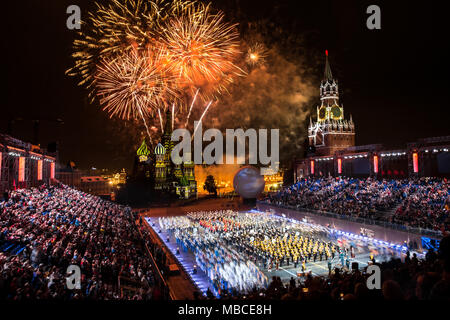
[203,175,218,196]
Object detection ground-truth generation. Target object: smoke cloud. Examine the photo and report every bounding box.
[207,44,317,166]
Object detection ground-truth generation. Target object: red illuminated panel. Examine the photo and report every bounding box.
[19,157,25,182]
[310,160,314,175]
[373,155,379,173]
[37,160,43,180]
[337,158,342,174]
[412,152,418,173]
[50,162,55,179]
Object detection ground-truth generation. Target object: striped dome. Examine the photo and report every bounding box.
[154,143,166,155]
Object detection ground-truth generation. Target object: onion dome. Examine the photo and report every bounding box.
[137,139,151,157]
[154,142,166,155]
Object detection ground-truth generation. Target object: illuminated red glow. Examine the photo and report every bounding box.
[50,162,55,179]
[37,160,43,180]
[373,155,379,173]
[413,152,419,173]
[310,160,315,175]
[337,158,342,174]
[325,49,328,56]
[19,157,25,182]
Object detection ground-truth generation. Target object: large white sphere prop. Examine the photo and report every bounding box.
[233,166,265,199]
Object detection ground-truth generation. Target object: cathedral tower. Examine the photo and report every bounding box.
[153,108,197,197]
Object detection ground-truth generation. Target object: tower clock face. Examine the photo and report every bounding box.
[319,107,326,120]
[331,105,341,119]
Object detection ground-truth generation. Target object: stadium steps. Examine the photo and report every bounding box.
[1,243,15,252]
[384,202,404,218]
[11,244,25,255]
[0,241,12,250]
[0,241,26,255]
[179,266,209,293]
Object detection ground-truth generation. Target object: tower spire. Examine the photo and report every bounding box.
[324,50,333,81]
[164,108,172,136]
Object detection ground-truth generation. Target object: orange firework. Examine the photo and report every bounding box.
[161,3,244,101]
[67,0,196,98]
[67,0,245,137]
[246,43,268,67]
[95,48,176,120]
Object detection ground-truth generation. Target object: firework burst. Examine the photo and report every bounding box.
[67,0,244,139]
[161,3,244,102]
[95,48,174,120]
[67,0,195,97]
[245,43,268,67]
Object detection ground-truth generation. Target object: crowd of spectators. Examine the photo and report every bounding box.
[264,177,449,231]
[0,184,161,300]
[390,178,450,231]
[265,177,406,218]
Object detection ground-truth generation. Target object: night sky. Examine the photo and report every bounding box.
[2,0,448,171]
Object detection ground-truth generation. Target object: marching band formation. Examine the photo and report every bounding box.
[158,210,347,295]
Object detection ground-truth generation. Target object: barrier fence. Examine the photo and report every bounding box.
[135,221,173,300]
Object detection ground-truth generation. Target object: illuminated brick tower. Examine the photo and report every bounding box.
[308,50,355,156]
